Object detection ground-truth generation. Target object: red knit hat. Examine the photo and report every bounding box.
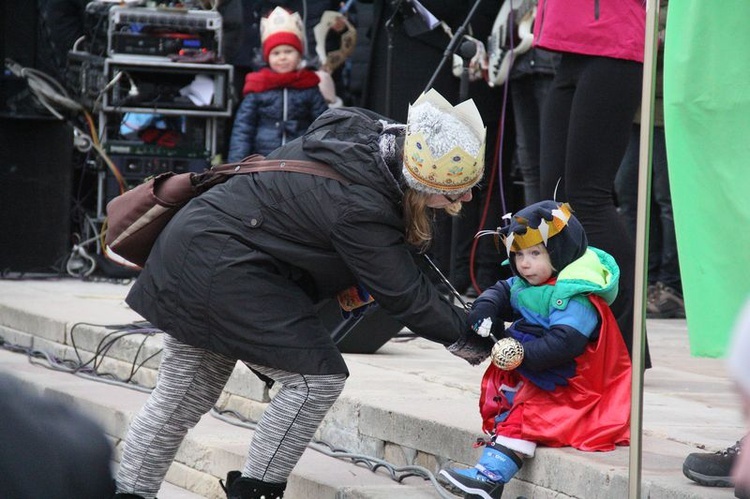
[260,7,305,61]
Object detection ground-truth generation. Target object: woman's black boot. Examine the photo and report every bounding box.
[114,494,149,498]
[221,470,286,499]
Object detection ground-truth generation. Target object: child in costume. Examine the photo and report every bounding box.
[227,7,328,161]
[439,200,632,499]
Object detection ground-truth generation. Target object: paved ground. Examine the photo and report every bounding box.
[0,277,745,498]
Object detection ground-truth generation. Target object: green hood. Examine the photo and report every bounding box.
[551,247,620,308]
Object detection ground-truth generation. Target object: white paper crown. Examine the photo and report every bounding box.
[402,89,487,195]
[260,7,305,48]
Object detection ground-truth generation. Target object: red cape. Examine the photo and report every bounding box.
[479,295,631,451]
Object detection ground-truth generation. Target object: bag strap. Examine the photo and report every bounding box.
[211,155,351,185]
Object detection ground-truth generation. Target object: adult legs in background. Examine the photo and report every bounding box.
[510,73,555,206]
[615,125,662,294]
[615,125,684,319]
[116,334,237,498]
[614,125,643,240]
[650,128,682,290]
[648,126,684,317]
[539,54,649,365]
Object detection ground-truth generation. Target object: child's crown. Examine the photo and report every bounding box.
[260,7,305,60]
[502,202,573,255]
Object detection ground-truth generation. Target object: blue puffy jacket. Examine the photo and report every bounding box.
[228,83,328,161]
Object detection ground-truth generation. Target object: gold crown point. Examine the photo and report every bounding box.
[411,89,485,135]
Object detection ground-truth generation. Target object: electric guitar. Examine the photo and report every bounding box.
[486,0,536,87]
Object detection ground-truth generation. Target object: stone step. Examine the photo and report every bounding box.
[0,278,741,499]
[0,348,446,499]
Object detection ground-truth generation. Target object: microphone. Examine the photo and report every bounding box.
[458,38,476,101]
[459,38,477,61]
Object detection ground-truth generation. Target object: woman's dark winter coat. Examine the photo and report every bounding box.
[127,107,469,375]
[227,79,328,161]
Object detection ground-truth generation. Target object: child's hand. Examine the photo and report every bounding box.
[475,317,493,337]
[468,301,495,329]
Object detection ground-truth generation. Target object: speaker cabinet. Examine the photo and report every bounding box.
[0,117,73,272]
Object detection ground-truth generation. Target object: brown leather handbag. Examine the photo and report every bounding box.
[104,155,347,268]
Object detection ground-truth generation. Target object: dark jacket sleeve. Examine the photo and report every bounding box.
[329,204,468,346]
[228,93,260,161]
[521,324,591,370]
[469,279,514,326]
[519,297,600,371]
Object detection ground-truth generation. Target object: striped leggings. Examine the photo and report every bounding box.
[116,334,346,498]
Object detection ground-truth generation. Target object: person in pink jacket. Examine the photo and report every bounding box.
[534,0,649,367]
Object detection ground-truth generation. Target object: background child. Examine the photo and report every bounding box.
[227,6,328,162]
[439,200,632,499]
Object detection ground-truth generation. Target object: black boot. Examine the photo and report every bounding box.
[220,471,286,499]
[114,494,149,499]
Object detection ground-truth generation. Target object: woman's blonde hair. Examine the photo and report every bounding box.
[403,189,462,250]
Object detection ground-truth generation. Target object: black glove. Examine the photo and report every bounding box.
[467,300,496,333]
[449,303,499,363]
[446,333,494,366]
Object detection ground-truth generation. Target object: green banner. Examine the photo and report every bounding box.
[663,1,750,357]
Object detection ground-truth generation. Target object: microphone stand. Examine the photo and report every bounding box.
[448,39,478,291]
[383,0,482,301]
[416,0,483,301]
[422,0,484,94]
[458,40,476,103]
[384,0,404,118]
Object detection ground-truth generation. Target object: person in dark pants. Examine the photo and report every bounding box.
[616,125,684,319]
[508,47,560,206]
[535,0,650,365]
[614,0,683,320]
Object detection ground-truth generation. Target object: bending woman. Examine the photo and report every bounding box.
[114,89,493,499]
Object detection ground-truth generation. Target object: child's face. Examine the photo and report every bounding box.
[512,243,553,285]
[268,44,302,74]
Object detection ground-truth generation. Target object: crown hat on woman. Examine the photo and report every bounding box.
[260,7,305,61]
[402,89,487,196]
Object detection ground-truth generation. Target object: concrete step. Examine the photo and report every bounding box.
[0,278,742,499]
[0,348,446,499]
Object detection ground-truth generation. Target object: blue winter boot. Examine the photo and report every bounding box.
[438,443,523,499]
